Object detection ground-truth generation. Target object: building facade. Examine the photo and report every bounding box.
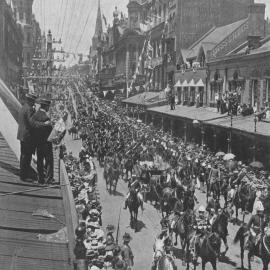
[13,0,34,71]
[0,0,23,90]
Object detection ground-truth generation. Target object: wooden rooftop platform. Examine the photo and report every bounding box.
[0,132,75,270]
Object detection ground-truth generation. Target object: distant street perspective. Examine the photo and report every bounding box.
[1,1,270,270]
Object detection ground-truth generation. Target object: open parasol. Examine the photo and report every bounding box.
[225,160,237,171]
[215,151,225,157]
[223,153,235,161]
[249,161,264,169]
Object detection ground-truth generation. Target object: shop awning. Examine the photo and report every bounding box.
[174,80,182,87]
[196,79,205,87]
[189,79,196,87]
[182,80,189,87]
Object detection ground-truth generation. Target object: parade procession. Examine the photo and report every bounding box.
[1,0,270,270]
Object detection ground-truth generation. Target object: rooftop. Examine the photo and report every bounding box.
[186,18,248,60]
[122,92,166,107]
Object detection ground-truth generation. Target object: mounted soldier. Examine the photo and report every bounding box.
[246,200,267,256]
[124,175,144,211]
[152,223,173,270]
[191,205,211,261]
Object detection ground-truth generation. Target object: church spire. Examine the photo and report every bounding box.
[94,0,103,37]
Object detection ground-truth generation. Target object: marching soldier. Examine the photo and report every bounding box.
[17,93,50,182]
[31,98,54,184]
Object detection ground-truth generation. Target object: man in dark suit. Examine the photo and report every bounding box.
[31,98,54,184]
[17,93,50,181]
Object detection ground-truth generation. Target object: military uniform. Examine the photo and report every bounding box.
[31,102,53,184]
[247,213,267,248]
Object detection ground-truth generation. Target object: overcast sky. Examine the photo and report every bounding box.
[32,0,270,65]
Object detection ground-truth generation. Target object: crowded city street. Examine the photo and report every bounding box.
[61,91,270,270]
[64,98,267,270]
[1,0,270,270]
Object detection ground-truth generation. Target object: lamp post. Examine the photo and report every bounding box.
[227,113,233,153]
[253,115,258,161]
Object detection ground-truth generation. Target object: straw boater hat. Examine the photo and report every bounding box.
[39,98,51,106]
[26,93,38,101]
[87,221,100,229]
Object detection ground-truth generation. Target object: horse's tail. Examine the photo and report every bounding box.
[234,226,245,244]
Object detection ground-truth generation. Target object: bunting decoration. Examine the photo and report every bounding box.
[111,90,115,94]
[119,88,124,94]
[103,91,108,97]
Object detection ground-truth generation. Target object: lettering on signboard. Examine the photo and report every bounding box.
[210,20,249,59]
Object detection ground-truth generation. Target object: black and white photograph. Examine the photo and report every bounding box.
[1,0,270,269]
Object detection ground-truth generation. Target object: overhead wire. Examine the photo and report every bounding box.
[60,0,69,40]
[66,0,87,53]
[63,0,77,47]
[64,0,88,67]
[74,2,95,55]
[56,0,64,38]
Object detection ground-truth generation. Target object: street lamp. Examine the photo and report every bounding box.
[227,113,233,153]
[253,114,258,161]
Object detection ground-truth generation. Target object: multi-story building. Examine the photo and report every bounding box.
[92,1,146,97]
[0,0,23,90]
[13,0,34,70]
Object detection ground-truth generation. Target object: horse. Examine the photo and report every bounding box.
[209,179,229,206]
[211,208,230,256]
[107,165,119,194]
[160,187,177,218]
[234,225,270,270]
[232,183,256,224]
[154,255,177,270]
[183,189,196,211]
[125,158,133,180]
[193,232,221,270]
[127,189,140,232]
[176,209,196,269]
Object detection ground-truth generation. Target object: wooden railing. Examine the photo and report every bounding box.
[60,159,78,269]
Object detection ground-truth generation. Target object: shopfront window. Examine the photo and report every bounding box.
[210,81,222,102]
[251,79,259,108]
[177,87,182,104]
[229,80,245,103]
[266,79,270,103]
[184,87,188,101]
[199,87,204,104]
[190,87,195,104]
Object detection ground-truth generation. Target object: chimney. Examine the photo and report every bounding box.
[248,3,265,37]
[247,3,265,50]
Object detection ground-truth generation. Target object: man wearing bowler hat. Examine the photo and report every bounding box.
[31,98,54,184]
[17,93,50,182]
